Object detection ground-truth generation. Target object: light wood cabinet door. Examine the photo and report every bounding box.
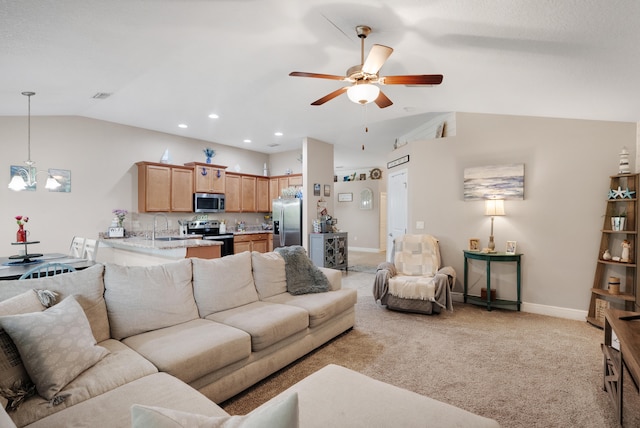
[252,239,268,253]
[139,163,171,212]
[171,167,194,212]
[225,173,241,212]
[269,178,279,200]
[256,177,270,212]
[241,176,256,212]
[234,241,251,254]
[187,163,226,193]
[137,162,194,213]
[278,177,289,197]
[288,174,302,187]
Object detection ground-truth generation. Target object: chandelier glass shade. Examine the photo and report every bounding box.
[347,83,380,104]
[8,92,61,191]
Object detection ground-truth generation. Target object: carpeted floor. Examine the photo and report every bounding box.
[221,265,640,427]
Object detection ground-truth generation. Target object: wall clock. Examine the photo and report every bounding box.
[370,168,382,180]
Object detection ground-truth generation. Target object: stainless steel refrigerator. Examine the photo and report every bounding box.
[272,198,302,248]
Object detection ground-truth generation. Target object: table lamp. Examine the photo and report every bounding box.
[485,199,505,252]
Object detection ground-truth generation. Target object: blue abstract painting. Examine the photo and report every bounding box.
[464,164,524,201]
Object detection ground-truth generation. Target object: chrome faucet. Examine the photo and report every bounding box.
[152,213,169,240]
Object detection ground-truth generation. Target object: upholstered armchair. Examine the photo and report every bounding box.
[373,234,455,314]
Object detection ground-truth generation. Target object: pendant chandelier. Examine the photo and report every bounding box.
[8,91,61,191]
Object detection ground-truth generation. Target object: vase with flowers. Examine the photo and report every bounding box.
[112,209,128,228]
[203,147,215,164]
[15,215,29,242]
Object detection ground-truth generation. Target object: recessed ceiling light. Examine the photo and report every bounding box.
[274,132,283,136]
[208,113,219,119]
[243,139,251,143]
[178,124,188,128]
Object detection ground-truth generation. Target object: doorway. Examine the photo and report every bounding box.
[387,168,408,261]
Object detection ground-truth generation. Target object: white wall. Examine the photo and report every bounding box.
[1,116,272,255]
[389,112,637,315]
[303,137,334,249]
[333,179,382,251]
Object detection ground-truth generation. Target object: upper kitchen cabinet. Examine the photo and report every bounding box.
[269,174,302,200]
[256,177,270,212]
[241,175,256,212]
[137,162,194,212]
[185,162,226,194]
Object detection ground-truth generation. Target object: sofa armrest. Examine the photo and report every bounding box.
[318,267,342,291]
[0,398,17,428]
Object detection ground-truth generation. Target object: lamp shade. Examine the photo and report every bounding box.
[347,83,380,104]
[484,199,505,216]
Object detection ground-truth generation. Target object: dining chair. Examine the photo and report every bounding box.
[83,238,98,261]
[69,236,86,258]
[19,262,77,280]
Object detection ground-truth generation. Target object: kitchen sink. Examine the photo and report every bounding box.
[154,236,192,241]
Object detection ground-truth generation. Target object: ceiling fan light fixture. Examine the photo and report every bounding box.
[347,83,380,105]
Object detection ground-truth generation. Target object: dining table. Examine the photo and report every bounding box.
[0,253,96,281]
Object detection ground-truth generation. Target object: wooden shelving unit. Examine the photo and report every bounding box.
[587,173,639,328]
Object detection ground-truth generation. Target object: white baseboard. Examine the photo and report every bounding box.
[451,292,588,321]
[349,247,382,253]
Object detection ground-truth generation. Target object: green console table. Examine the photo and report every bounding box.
[463,250,522,311]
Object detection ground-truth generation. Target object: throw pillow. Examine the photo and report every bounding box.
[0,289,57,392]
[274,246,330,295]
[0,295,109,402]
[251,251,287,299]
[131,392,299,428]
[104,259,199,340]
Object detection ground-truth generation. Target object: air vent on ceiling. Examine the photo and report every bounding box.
[92,92,112,99]
[267,143,280,147]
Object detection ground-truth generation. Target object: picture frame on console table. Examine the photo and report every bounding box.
[506,241,517,254]
[469,238,480,251]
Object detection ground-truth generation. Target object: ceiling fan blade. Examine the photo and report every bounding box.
[289,72,347,81]
[374,90,393,108]
[382,74,444,85]
[362,44,393,75]
[310,87,349,106]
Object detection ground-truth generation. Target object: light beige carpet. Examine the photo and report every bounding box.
[222,288,640,427]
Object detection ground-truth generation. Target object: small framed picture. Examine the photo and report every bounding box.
[338,193,353,202]
[506,241,517,254]
[359,173,366,180]
[469,238,480,251]
[313,183,321,196]
[324,185,331,197]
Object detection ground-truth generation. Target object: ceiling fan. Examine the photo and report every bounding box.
[289,25,443,108]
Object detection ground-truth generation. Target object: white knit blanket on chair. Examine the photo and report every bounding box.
[388,275,436,301]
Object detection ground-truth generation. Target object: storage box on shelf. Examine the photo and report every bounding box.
[587,173,639,328]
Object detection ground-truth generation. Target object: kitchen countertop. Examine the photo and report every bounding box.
[101,237,222,251]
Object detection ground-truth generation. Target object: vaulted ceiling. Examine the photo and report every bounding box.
[2,1,639,170]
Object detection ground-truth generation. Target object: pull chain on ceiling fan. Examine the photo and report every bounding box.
[289,25,443,108]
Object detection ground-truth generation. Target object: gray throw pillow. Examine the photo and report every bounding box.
[0,295,109,402]
[274,246,330,295]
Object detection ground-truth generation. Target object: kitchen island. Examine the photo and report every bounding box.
[98,237,222,266]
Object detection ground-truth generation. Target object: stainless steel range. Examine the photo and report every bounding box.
[187,220,234,257]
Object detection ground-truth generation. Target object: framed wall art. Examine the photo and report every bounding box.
[463,163,524,201]
[324,185,331,197]
[338,193,353,202]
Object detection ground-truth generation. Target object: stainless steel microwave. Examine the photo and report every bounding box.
[193,193,225,213]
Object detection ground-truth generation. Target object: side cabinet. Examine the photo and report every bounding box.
[137,162,193,212]
[309,232,348,270]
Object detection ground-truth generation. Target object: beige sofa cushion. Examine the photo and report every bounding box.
[131,392,298,428]
[123,319,251,384]
[0,264,110,342]
[0,296,109,402]
[251,251,287,299]
[0,290,50,394]
[263,288,357,328]
[206,301,308,352]
[26,373,228,428]
[8,339,158,428]
[104,260,199,340]
[192,252,259,317]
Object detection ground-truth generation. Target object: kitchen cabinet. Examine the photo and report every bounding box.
[137,162,193,212]
[184,162,226,193]
[241,175,256,212]
[234,233,270,254]
[270,174,302,200]
[256,177,270,212]
[225,173,241,212]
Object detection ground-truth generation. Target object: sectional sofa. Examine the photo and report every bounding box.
[0,249,499,427]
